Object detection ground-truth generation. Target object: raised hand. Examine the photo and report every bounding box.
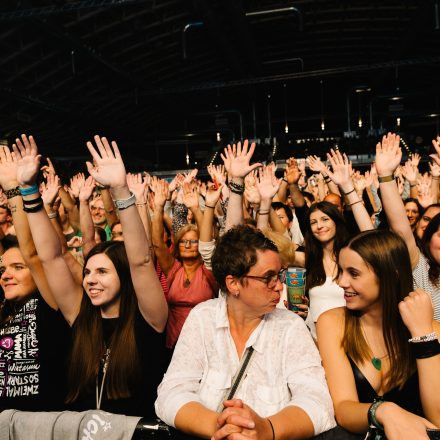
[418,183,434,208]
[182,181,199,210]
[352,171,366,195]
[375,132,402,177]
[12,134,42,186]
[285,157,302,184]
[127,172,148,201]
[205,181,223,208]
[326,148,353,193]
[220,140,261,180]
[69,173,85,199]
[399,288,434,338]
[78,176,96,202]
[153,179,169,208]
[402,160,418,183]
[429,160,440,178]
[257,165,281,201]
[410,152,421,167]
[85,135,126,190]
[40,157,56,179]
[41,174,61,206]
[183,168,198,184]
[0,146,19,190]
[307,155,328,175]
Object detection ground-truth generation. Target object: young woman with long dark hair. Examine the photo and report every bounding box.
[317,229,440,438]
[294,150,374,338]
[14,134,168,417]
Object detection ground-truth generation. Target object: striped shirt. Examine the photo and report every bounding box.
[413,252,440,321]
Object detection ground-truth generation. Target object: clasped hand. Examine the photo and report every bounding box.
[212,399,272,440]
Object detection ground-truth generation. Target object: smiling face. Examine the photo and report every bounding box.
[0,247,37,302]
[83,253,121,317]
[90,198,106,226]
[338,247,380,312]
[416,205,440,239]
[309,209,337,243]
[405,201,420,227]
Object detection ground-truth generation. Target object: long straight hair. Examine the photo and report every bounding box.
[305,202,350,291]
[342,230,415,389]
[66,241,140,403]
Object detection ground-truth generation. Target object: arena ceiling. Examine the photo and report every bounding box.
[1,0,440,172]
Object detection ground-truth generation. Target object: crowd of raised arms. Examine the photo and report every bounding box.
[0,132,440,440]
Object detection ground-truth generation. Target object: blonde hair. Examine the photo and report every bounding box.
[261,228,296,267]
[173,224,200,260]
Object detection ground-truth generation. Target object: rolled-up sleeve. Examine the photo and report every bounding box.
[155,309,206,427]
[198,240,216,270]
[284,321,336,435]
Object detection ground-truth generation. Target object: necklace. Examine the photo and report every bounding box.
[362,327,388,371]
[96,347,110,409]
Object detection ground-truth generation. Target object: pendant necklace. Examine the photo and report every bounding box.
[183,267,191,288]
[362,327,388,371]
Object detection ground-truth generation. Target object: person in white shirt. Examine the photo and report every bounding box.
[155,225,336,439]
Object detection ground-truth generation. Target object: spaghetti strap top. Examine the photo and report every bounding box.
[348,356,423,416]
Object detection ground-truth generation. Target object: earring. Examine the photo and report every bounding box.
[234,292,239,298]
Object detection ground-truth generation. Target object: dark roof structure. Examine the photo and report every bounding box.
[1,0,440,172]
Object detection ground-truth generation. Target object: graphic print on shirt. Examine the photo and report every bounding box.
[0,298,40,398]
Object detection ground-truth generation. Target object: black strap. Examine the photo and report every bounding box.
[226,346,254,401]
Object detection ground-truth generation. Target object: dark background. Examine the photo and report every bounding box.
[1,0,439,175]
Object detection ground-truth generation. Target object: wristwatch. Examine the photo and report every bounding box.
[113,192,136,210]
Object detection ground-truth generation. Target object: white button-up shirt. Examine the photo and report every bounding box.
[155,295,336,435]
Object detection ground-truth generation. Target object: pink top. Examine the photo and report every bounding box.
[165,260,216,348]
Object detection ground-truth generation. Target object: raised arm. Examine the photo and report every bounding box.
[13,135,83,324]
[182,182,204,230]
[86,136,167,332]
[199,182,222,242]
[255,166,281,231]
[375,133,419,268]
[326,149,374,232]
[78,175,97,258]
[285,158,306,207]
[221,140,261,231]
[151,179,175,275]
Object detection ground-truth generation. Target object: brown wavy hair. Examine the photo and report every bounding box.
[66,241,140,403]
[342,230,415,390]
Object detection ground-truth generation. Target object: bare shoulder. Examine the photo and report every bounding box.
[317,307,346,338]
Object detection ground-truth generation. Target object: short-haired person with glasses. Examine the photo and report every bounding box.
[152,183,217,349]
[155,225,336,439]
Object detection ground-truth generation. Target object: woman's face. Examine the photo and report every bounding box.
[338,247,380,312]
[309,209,336,243]
[416,206,440,239]
[111,223,124,241]
[235,250,283,315]
[0,247,37,302]
[178,230,199,259]
[405,201,420,227]
[429,226,440,265]
[83,253,121,317]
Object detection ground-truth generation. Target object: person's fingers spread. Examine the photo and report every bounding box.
[93,135,107,158]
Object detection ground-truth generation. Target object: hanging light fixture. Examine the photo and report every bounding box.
[357,91,362,128]
[397,117,401,127]
[216,132,221,142]
[283,83,289,133]
[320,80,325,131]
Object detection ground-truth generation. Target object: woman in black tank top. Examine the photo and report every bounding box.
[317,229,440,439]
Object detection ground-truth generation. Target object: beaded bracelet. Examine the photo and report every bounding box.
[228,180,245,192]
[368,400,385,430]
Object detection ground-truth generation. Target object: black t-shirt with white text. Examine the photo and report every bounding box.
[0,294,70,411]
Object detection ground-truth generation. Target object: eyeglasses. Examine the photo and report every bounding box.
[242,268,287,289]
[179,239,199,246]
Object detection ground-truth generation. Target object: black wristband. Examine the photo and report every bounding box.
[22,196,43,206]
[410,340,440,359]
[23,201,44,213]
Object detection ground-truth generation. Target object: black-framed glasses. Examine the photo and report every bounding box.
[243,268,287,289]
[179,239,199,246]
